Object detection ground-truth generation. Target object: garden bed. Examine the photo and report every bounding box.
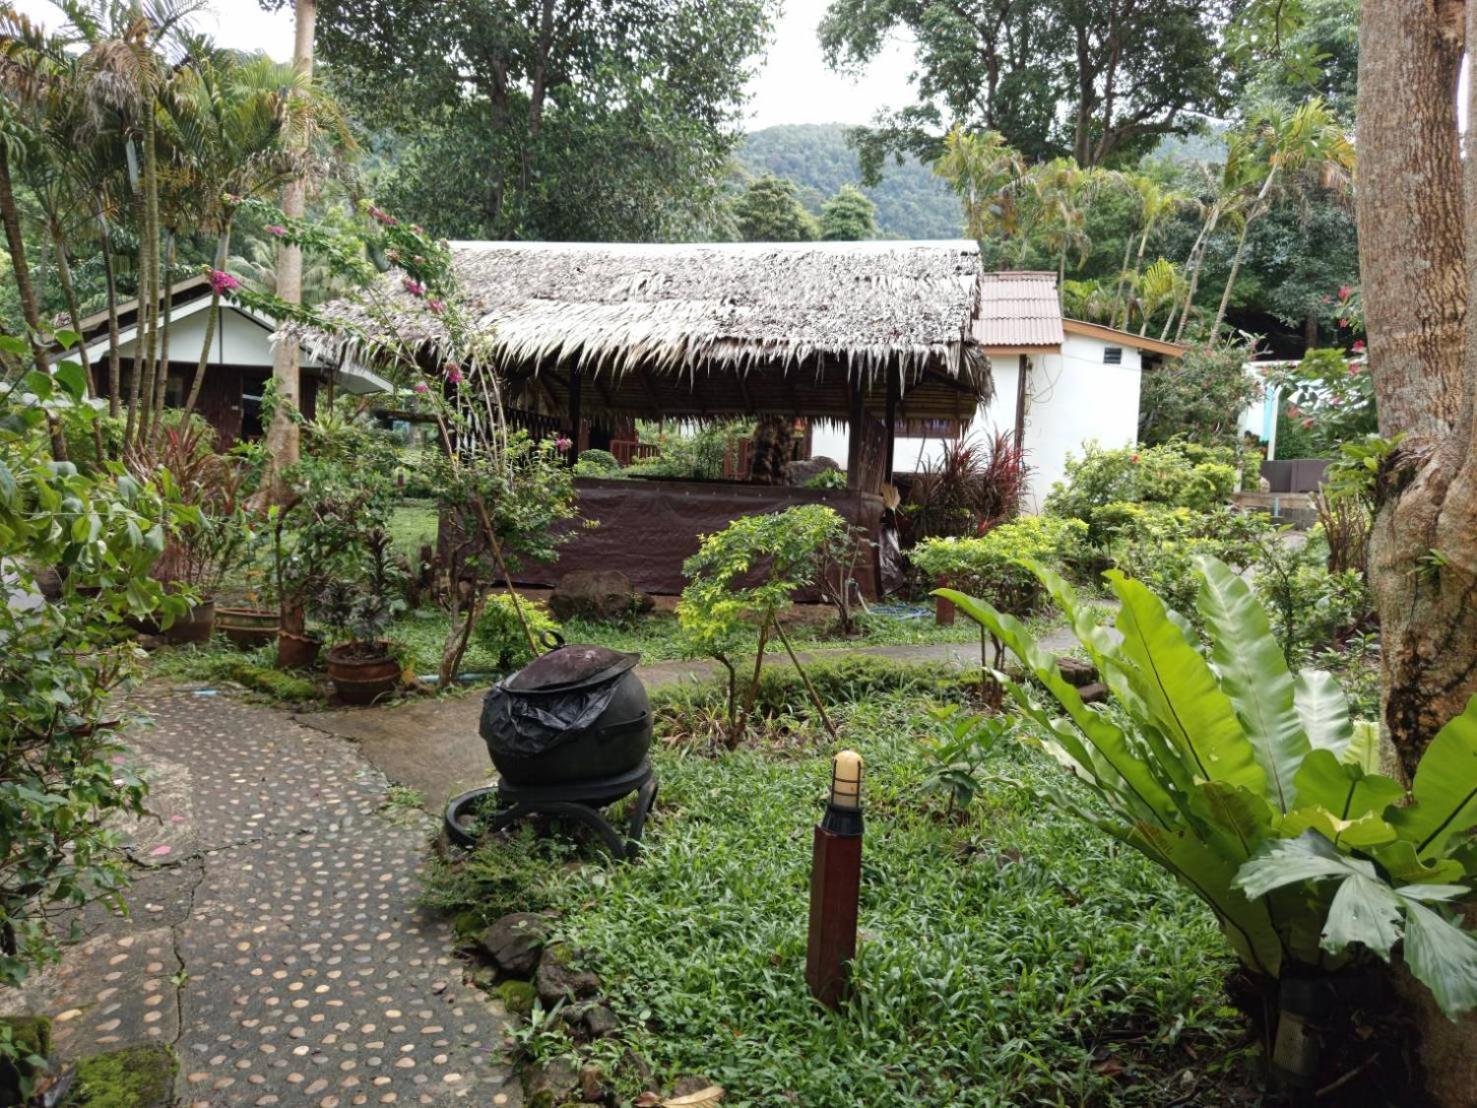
[427,670,1255,1105]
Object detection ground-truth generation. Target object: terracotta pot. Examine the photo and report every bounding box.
[276,629,323,670]
[325,641,401,706]
[217,607,278,649]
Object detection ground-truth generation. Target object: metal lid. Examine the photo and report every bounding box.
[504,644,640,693]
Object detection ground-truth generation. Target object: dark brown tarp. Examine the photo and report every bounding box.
[444,477,887,598]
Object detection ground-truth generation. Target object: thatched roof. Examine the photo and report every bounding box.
[296,240,994,424]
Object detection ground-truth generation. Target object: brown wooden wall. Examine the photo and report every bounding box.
[98,361,319,447]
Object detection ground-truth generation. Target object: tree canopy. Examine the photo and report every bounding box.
[820,185,878,241]
[821,0,1232,174]
[270,0,776,241]
[733,175,818,243]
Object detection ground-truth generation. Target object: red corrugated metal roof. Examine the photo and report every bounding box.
[974,271,1064,349]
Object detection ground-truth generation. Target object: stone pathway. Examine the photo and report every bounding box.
[0,691,517,1107]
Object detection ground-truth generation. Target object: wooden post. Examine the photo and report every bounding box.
[567,363,582,466]
[1012,354,1029,450]
[884,366,899,485]
[845,372,865,490]
[806,751,863,1009]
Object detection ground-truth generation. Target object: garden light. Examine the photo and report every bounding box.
[806,749,864,1009]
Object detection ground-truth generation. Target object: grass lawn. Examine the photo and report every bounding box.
[388,498,439,557]
[428,672,1252,1106]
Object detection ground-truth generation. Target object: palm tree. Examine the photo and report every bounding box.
[261,0,318,502]
[1209,98,1353,336]
[162,43,343,415]
[1113,177,1191,329]
[933,127,1025,249]
[1024,158,1098,289]
[1132,258,1187,338]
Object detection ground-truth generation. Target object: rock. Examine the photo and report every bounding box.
[1055,656,1098,687]
[1077,682,1109,704]
[535,943,601,1007]
[496,979,537,1016]
[523,1056,580,1108]
[480,911,552,976]
[548,569,655,623]
[671,1075,719,1097]
[579,1062,609,1102]
[583,1003,620,1038]
[788,456,841,486]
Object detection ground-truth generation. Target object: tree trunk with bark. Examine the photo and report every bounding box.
[1357,3,1477,1093]
[260,0,316,500]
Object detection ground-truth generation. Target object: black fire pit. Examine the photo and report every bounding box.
[443,640,658,859]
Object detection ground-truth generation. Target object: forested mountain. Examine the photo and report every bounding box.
[736,124,962,240]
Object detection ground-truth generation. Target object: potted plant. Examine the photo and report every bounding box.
[215,513,277,647]
[125,421,249,644]
[315,526,407,705]
[268,502,325,668]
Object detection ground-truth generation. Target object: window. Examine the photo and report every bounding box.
[1103,346,1123,365]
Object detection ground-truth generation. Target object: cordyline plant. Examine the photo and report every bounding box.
[938,556,1477,1024]
[227,198,564,684]
[678,505,849,745]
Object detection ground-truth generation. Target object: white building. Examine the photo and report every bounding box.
[811,271,1187,510]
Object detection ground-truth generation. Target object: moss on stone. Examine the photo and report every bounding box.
[67,1043,176,1107]
[222,660,317,702]
[497,979,538,1016]
[0,1015,54,1103]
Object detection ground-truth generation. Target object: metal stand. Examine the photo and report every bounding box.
[443,759,658,860]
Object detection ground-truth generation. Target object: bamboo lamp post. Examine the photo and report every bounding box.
[806,749,864,1009]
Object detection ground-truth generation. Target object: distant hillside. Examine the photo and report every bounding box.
[736,124,963,241]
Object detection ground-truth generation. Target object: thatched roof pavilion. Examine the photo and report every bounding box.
[299,239,996,484]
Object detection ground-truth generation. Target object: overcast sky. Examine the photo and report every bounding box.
[13,0,917,131]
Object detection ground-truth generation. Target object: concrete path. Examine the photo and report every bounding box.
[301,635,1079,812]
[0,691,518,1107]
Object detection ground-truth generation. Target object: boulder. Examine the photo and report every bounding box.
[548,569,654,623]
[523,1056,580,1108]
[535,943,601,1007]
[582,1003,620,1038]
[479,912,551,977]
[788,456,841,486]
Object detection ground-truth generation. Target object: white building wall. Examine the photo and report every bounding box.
[812,335,1144,512]
[107,304,321,369]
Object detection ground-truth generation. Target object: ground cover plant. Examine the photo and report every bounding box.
[428,670,1251,1105]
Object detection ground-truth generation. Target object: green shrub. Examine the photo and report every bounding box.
[803,467,848,490]
[473,593,560,670]
[1105,505,1272,617]
[911,516,1086,615]
[573,448,622,477]
[1046,440,1238,545]
[941,557,1477,1023]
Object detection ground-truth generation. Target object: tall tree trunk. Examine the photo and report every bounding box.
[0,143,67,461]
[184,224,233,415]
[1357,0,1474,783]
[261,0,316,499]
[1175,210,1218,343]
[1304,311,1318,352]
[1111,232,1134,328]
[1355,5,1477,1093]
[149,232,175,441]
[1212,219,1253,338]
[96,193,123,422]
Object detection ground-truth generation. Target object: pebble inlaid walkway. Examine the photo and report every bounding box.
[0,691,517,1107]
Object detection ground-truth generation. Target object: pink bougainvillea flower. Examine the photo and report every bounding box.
[444,362,463,385]
[402,277,425,297]
[369,205,398,226]
[427,298,446,315]
[1338,318,1350,328]
[413,381,429,394]
[1338,285,1352,301]
[208,269,240,294]
[1351,339,1366,353]
[266,225,286,237]
[555,436,573,452]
